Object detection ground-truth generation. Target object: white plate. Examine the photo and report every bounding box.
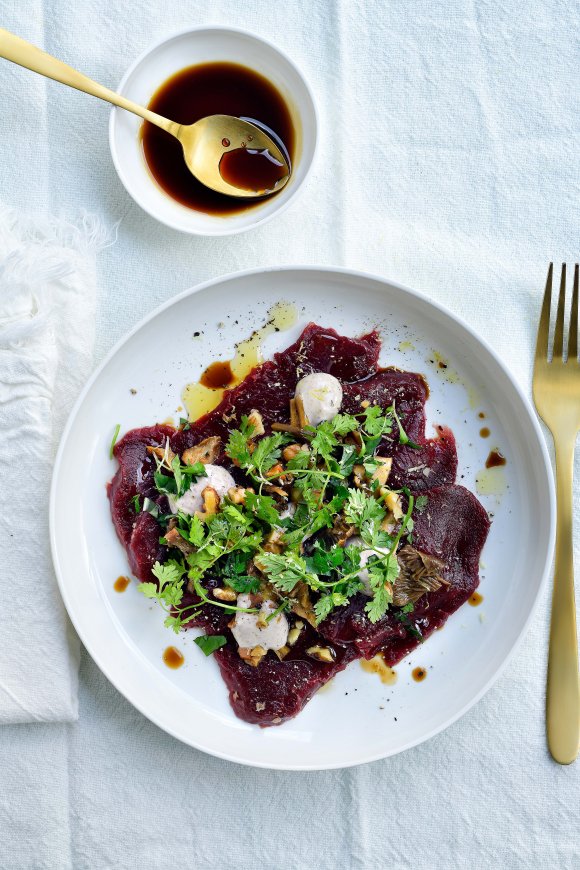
[50,267,555,770]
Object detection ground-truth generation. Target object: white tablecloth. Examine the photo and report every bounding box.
[1,2,579,868]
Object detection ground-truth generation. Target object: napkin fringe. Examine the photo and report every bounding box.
[0,208,117,347]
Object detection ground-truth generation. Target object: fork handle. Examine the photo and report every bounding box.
[0,27,179,137]
[547,434,580,764]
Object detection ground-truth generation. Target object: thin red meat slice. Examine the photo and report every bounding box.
[108,423,175,548]
[318,485,490,661]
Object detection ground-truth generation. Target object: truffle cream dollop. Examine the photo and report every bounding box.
[295,372,343,427]
[167,464,235,515]
[231,595,289,651]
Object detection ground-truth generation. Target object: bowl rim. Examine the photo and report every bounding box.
[108,24,319,237]
[50,264,556,770]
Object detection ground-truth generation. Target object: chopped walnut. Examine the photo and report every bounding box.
[263,529,285,555]
[195,486,220,519]
[238,645,267,667]
[212,587,237,602]
[227,486,248,505]
[182,435,221,466]
[255,701,266,711]
[247,409,265,437]
[306,645,336,663]
[283,443,303,462]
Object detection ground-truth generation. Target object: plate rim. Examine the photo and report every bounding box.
[49,265,556,769]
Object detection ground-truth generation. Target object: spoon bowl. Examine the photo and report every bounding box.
[176,114,290,197]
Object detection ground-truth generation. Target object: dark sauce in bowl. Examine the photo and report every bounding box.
[141,62,295,215]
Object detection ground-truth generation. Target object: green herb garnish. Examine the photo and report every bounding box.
[109,423,121,458]
[194,634,227,656]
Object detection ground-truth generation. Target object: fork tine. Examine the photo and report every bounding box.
[569,264,579,361]
[553,263,566,358]
[535,262,553,364]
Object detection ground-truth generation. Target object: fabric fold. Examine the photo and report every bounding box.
[0,208,113,724]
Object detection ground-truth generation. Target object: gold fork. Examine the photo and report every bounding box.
[533,262,580,764]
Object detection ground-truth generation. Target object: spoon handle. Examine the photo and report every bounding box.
[0,28,180,137]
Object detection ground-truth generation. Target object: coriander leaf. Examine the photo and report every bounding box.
[164,614,188,633]
[224,575,261,594]
[187,514,206,547]
[138,582,159,598]
[181,461,207,478]
[365,584,392,623]
[179,417,191,430]
[131,494,141,513]
[244,491,281,525]
[109,423,121,458]
[258,551,318,593]
[415,495,428,513]
[250,432,287,474]
[314,594,337,623]
[330,413,359,435]
[306,542,346,576]
[152,559,186,588]
[344,488,385,529]
[194,634,227,656]
[361,405,393,437]
[309,421,339,462]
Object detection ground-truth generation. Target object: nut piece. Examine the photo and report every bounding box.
[372,456,392,487]
[212,587,237,602]
[265,463,285,480]
[182,435,221,466]
[164,526,195,555]
[238,645,267,667]
[287,620,304,646]
[283,443,303,462]
[263,529,285,555]
[247,409,265,438]
[255,701,266,711]
[227,485,248,505]
[306,645,336,664]
[195,485,220,519]
[274,645,290,661]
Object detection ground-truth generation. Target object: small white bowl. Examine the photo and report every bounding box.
[109,26,318,236]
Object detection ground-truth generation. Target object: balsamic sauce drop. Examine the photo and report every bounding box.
[141,62,294,215]
[485,449,506,469]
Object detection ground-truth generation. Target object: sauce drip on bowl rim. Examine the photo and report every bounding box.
[141,62,294,215]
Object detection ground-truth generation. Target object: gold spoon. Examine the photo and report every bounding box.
[0,28,291,198]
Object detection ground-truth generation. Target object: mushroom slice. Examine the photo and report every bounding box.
[393,545,448,606]
[181,435,221,466]
[164,526,195,555]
